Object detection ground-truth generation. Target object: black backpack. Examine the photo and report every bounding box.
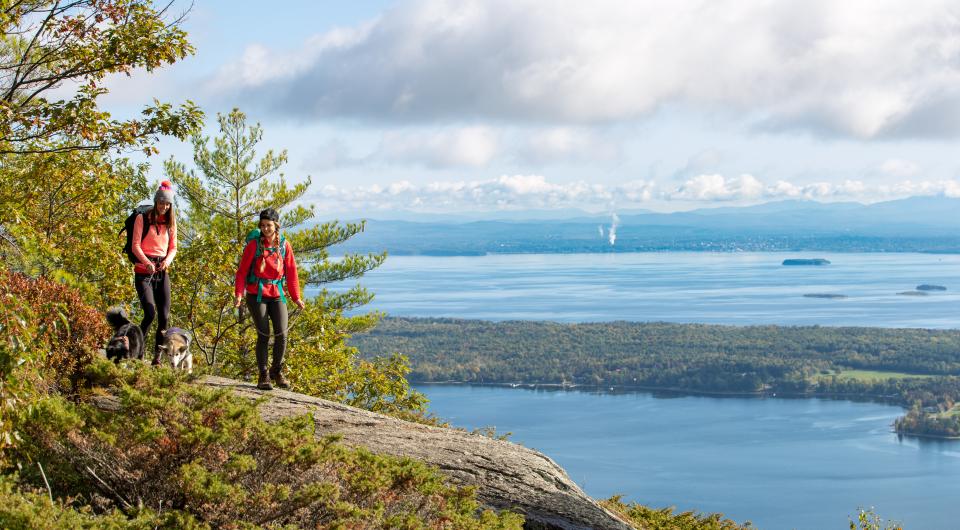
[119,204,153,264]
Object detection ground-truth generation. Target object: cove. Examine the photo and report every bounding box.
[415,384,960,530]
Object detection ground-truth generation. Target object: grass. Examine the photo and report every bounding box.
[819,369,934,382]
[936,404,960,419]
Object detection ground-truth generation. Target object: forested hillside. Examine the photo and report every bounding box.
[354,318,960,387]
[353,318,960,436]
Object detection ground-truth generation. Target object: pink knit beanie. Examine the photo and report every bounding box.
[154,180,174,204]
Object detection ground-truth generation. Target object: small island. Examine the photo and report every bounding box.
[917,284,947,291]
[898,291,929,296]
[803,293,847,299]
[782,258,831,266]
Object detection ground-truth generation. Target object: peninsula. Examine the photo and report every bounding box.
[354,318,960,439]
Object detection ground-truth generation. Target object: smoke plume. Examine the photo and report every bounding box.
[608,213,620,245]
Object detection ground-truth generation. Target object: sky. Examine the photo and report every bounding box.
[102,0,960,216]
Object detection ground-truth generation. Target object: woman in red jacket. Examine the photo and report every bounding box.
[131,180,178,364]
[234,208,305,390]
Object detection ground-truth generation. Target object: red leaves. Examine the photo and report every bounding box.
[0,270,110,391]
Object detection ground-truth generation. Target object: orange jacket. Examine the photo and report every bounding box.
[131,213,176,274]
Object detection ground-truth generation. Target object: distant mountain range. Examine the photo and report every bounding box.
[328,196,960,255]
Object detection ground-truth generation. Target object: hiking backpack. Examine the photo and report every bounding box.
[119,204,153,264]
[244,228,288,302]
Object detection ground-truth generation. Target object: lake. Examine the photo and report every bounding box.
[329,251,960,528]
[416,384,960,530]
[329,252,960,328]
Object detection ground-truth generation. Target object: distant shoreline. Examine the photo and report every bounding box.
[413,381,960,440]
[333,248,960,257]
[412,380,903,404]
[888,427,960,441]
[895,429,960,440]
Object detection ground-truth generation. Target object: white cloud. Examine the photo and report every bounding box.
[207,24,374,93]
[759,179,869,200]
[311,174,637,211]
[517,127,621,164]
[210,0,960,139]
[672,174,766,201]
[306,173,960,212]
[673,175,881,202]
[373,126,499,168]
[878,179,960,198]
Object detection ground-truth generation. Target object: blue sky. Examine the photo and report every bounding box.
[104,0,960,215]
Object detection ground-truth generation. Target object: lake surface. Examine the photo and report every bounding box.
[330,252,960,528]
[328,252,960,328]
[416,384,960,530]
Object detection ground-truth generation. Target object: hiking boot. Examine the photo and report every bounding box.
[257,370,273,391]
[270,368,290,389]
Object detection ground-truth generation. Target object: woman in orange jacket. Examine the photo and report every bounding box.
[234,208,305,390]
[131,180,177,364]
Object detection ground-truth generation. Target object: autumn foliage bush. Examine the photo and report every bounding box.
[0,268,112,466]
[0,269,109,393]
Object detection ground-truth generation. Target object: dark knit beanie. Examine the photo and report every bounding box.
[259,208,280,222]
[154,180,175,204]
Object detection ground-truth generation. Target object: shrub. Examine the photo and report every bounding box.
[0,474,207,529]
[601,495,753,530]
[849,508,903,530]
[15,360,524,529]
[0,270,109,393]
[0,273,39,467]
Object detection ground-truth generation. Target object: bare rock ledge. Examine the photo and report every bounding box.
[202,376,635,530]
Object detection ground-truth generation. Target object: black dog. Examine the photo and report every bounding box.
[106,307,144,362]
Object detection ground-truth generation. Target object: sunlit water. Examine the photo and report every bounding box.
[324,252,960,328]
[318,251,960,528]
[416,384,960,530]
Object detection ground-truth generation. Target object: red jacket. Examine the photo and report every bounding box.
[234,238,301,302]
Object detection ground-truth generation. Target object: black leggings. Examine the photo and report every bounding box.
[246,294,288,373]
[135,271,170,359]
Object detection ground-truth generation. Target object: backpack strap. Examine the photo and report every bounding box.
[254,278,286,304]
[245,236,287,303]
[139,213,151,242]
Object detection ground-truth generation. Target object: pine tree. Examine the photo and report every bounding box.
[167,109,424,413]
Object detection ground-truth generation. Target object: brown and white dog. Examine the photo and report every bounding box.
[159,327,193,373]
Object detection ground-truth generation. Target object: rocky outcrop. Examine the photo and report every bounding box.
[202,376,634,530]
